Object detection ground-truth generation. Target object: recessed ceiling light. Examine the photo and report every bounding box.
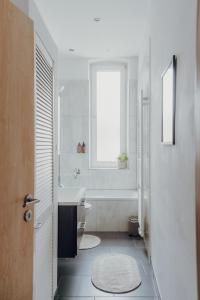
[94,17,101,22]
[69,48,75,52]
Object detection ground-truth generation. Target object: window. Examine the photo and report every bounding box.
[90,62,127,169]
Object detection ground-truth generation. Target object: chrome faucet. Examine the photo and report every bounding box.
[74,168,80,179]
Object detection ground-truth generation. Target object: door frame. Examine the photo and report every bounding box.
[28,3,59,294]
[196,0,200,298]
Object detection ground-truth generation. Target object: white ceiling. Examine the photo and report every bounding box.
[35,0,148,58]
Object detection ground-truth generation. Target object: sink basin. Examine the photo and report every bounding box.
[58,187,86,206]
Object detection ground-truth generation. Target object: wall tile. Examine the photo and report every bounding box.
[60,154,88,174]
[129,79,138,116]
[61,80,89,117]
[60,116,73,153]
[60,78,137,190]
[129,113,137,153]
[60,116,89,154]
[61,173,89,188]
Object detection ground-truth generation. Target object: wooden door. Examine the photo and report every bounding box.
[0,1,34,300]
[196,1,200,298]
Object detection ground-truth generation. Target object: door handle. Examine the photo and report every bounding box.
[23,194,40,208]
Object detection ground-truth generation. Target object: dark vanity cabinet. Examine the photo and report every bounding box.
[58,204,86,258]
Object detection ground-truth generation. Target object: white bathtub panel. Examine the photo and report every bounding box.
[119,200,138,231]
[96,200,120,231]
[85,199,138,232]
[85,200,97,231]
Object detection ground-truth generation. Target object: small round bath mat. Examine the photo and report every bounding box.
[91,254,141,293]
[79,234,101,250]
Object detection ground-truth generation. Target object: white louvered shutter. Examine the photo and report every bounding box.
[33,41,54,300]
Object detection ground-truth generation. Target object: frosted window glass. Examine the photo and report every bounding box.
[96,71,121,162]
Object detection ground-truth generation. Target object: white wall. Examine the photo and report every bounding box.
[149,0,198,299]
[58,56,138,190]
[11,0,29,14]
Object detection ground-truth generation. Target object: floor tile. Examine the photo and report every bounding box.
[58,260,93,277]
[114,276,157,297]
[76,246,112,262]
[92,232,136,248]
[133,238,146,248]
[57,275,115,297]
[56,232,158,299]
[109,246,149,265]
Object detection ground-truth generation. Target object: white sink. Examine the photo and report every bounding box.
[58,187,86,206]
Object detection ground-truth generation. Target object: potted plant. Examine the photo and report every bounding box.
[117,153,128,169]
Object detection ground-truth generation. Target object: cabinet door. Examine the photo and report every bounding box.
[58,206,77,258]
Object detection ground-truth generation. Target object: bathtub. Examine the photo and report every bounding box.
[84,189,138,232]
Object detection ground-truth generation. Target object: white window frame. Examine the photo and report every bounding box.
[89,62,127,169]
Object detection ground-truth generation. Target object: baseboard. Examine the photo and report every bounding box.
[150,257,162,300]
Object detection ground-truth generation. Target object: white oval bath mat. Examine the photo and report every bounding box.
[79,234,101,250]
[91,254,141,293]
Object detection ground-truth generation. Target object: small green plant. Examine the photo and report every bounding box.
[117,153,128,162]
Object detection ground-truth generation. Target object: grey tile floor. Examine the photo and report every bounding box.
[55,232,159,300]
